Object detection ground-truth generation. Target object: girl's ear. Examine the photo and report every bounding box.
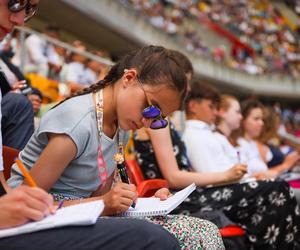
[122,69,138,88]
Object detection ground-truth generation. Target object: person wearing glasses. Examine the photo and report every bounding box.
[0,2,182,250]
[0,0,41,150]
[8,45,224,249]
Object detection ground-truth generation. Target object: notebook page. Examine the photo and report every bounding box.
[0,200,104,238]
[120,183,196,217]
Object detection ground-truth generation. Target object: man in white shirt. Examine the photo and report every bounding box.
[23,25,60,77]
[182,81,240,173]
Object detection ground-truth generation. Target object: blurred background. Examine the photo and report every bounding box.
[2,0,300,123]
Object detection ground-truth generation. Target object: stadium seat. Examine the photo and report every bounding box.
[219,225,245,237]
[3,146,20,180]
[125,159,169,197]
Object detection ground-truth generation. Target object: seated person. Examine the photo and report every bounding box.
[60,41,88,92]
[0,50,42,149]
[235,100,299,179]
[7,46,224,249]
[134,80,300,249]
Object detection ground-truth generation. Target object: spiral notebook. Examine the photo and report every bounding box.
[119,183,196,217]
[0,200,104,238]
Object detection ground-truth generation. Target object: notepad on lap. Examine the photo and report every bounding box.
[0,200,104,238]
[120,183,196,217]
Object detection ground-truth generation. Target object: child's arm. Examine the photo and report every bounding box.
[27,133,137,215]
[0,172,11,193]
[147,126,246,188]
[27,133,77,191]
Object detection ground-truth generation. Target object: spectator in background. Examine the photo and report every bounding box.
[82,51,103,85]
[22,24,61,77]
[0,32,43,150]
[60,40,87,92]
[182,81,300,249]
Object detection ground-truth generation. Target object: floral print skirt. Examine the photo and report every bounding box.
[144,215,224,250]
[174,180,300,250]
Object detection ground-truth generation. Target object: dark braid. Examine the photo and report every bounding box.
[53,45,188,109]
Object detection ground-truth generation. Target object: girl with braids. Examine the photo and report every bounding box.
[8,46,224,249]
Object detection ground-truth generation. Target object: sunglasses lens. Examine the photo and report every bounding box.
[150,119,168,130]
[142,106,161,119]
[8,0,26,11]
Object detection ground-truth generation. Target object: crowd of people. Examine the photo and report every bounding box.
[1,26,110,96]
[1,0,300,250]
[119,0,300,79]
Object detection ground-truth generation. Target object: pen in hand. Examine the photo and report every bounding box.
[15,158,56,214]
[116,162,136,208]
[15,158,37,187]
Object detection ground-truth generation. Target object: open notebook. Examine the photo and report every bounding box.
[0,200,104,238]
[119,183,196,217]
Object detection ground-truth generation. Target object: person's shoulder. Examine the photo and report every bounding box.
[68,62,84,70]
[213,131,225,140]
[57,94,93,115]
[42,94,94,127]
[25,34,41,43]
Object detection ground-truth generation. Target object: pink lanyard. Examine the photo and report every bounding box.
[95,89,109,189]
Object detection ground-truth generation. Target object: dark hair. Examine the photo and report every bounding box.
[185,80,220,113]
[240,99,264,119]
[54,45,188,109]
[169,50,194,77]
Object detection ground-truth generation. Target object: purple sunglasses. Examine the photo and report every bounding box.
[137,76,168,130]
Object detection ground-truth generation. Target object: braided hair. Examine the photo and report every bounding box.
[53,45,188,109]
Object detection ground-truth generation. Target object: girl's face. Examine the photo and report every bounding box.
[221,99,242,131]
[116,74,181,131]
[243,107,264,139]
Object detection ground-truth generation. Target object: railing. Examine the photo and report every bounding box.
[16,0,300,97]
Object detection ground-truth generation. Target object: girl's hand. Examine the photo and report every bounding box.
[11,80,27,91]
[27,94,42,113]
[252,170,278,180]
[225,164,247,182]
[102,182,137,215]
[154,188,172,201]
[0,186,53,229]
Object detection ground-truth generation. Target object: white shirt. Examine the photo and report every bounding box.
[82,68,98,87]
[182,120,232,173]
[24,34,59,76]
[237,138,268,174]
[214,131,240,165]
[64,62,86,86]
[25,34,48,65]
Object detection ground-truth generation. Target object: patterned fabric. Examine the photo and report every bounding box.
[53,194,225,249]
[144,215,224,250]
[133,123,300,249]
